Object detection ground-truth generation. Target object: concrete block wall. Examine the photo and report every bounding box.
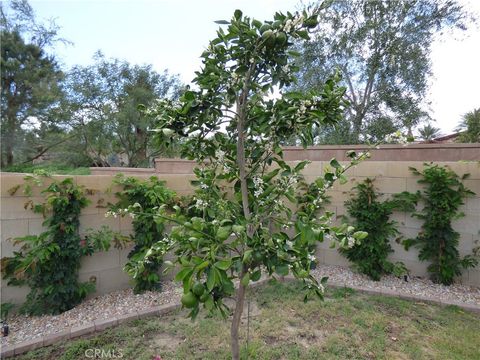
[1,160,479,305]
[311,161,480,287]
[0,173,195,305]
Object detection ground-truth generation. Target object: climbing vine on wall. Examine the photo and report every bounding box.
[1,176,113,315]
[110,175,176,293]
[403,164,479,285]
[340,178,414,280]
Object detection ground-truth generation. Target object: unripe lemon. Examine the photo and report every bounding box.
[259,24,271,34]
[199,292,210,303]
[181,291,198,308]
[275,32,287,47]
[262,30,276,48]
[192,282,205,297]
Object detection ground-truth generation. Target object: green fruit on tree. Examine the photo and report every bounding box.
[262,30,275,48]
[181,291,198,309]
[272,20,282,29]
[253,250,263,263]
[199,293,210,303]
[192,282,205,297]
[275,32,287,47]
[259,24,271,34]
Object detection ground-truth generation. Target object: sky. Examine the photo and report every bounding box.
[25,0,480,135]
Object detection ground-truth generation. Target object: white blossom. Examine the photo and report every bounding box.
[319,283,325,294]
[105,210,117,218]
[347,236,356,248]
[253,176,264,188]
[289,176,298,186]
[194,198,208,210]
[283,19,293,32]
[215,149,226,162]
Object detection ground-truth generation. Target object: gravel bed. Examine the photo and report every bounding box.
[312,265,480,306]
[1,282,181,347]
[2,265,479,347]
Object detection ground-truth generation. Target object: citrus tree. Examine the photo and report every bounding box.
[139,7,368,359]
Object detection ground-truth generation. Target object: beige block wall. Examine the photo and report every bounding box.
[0,173,195,305]
[1,161,479,305]
[311,161,480,286]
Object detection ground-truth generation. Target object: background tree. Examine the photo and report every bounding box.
[456,108,480,143]
[418,123,441,142]
[294,0,470,144]
[62,52,183,167]
[1,0,66,166]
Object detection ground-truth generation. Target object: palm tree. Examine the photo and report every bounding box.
[456,108,480,143]
[418,124,441,142]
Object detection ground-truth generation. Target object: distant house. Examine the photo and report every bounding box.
[419,132,462,144]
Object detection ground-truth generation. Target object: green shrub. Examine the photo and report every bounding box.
[403,164,478,285]
[1,177,110,315]
[1,163,90,175]
[111,175,176,293]
[340,178,413,280]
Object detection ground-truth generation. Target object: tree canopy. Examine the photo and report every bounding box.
[0,0,183,169]
[294,0,471,144]
[1,0,65,166]
[456,108,480,143]
[61,53,183,167]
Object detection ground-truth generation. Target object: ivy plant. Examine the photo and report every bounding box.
[403,164,478,285]
[110,175,176,293]
[340,178,414,280]
[130,8,373,359]
[1,177,112,315]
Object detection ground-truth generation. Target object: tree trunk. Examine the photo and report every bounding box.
[232,62,255,360]
[5,144,14,166]
[4,112,16,166]
[231,267,247,360]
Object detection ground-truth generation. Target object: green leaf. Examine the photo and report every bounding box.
[196,260,210,272]
[329,158,341,169]
[243,250,253,263]
[294,160,310,172]
[214,20,230,25]
[175,268,193,282]
[214,259,232,270]
[233,225,245,233]
[275,264,289,276]
[234,9,242,20]
[206,268,217,291]
[241,273,250,286]
[296,30,309,40]
[353,231,368,240]
[252,19,262,29]
[251,269,261,281]
[287,50,301,57]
